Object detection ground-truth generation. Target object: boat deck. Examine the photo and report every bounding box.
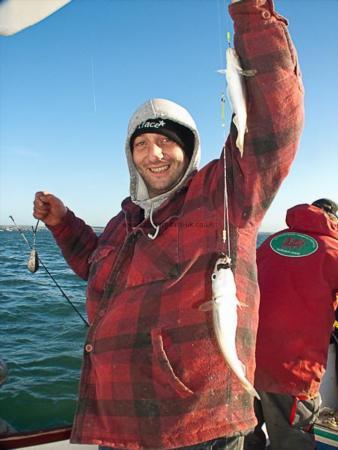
[21,443,96,450]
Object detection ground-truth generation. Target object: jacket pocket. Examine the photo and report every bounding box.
[151,328,194,398]
[88,244,119,294]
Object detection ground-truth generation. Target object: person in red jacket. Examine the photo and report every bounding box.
[245,199,338,450]
[33,1,304,449]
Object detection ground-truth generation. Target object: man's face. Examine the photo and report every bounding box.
[132,132,189,198]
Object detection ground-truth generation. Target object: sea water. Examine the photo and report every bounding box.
[0,226,270,433]
[0,227,87,432]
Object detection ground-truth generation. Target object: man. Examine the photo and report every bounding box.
[245,199,338,450]
[33,1,304,448]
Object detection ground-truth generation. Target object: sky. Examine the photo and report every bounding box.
[0,0,337,232]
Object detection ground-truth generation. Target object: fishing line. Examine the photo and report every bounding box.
[90,55,97,113]
[31,219,39,253]
[32,218,40,236]
[87,21,97,114]
[217,0,232,261]
[9,215,89,327]
[217,0,226,69]
[217,0,227,132]
[222,32,232,262]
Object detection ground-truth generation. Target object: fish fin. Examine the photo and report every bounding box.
[240,361,247,375]
[232,115,244,157]
[240,68,257,77]
[254,389,261,400]
[230,56,255,77]
[238,362,260,398]
[245,383,261,400]
[237,300,248,309]
[233,62,244,73]
[198,300,213,312]
[243,377,261,399]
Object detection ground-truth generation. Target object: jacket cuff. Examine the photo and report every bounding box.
[47,208,75,237]
[229,0,288,33]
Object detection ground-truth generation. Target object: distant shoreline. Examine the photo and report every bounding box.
[0,225,273,233]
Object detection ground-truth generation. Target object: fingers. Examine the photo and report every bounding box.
[33,191,67,226]
[35,191,52,205]
[33,192,51,220]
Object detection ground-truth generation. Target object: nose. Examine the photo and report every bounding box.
[148,143,164,162]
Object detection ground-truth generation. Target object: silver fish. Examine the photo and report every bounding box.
[27,248,39,273]
[200,256,259,399]
[226,47,247,156]
[218,47,253,156]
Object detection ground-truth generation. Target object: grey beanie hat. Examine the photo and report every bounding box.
[130,118,195,160]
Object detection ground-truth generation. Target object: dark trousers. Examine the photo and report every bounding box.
[244,391,320,450]
[99,435,244,450]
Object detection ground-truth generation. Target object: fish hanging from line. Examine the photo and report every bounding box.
[199,256,260,399]
[218,41,256,156]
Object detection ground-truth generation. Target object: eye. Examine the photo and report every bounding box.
[134,139,146,149]
[160,137,172,145]
[211,273,217,280]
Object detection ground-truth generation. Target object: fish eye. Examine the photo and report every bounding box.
[211,273,217,280]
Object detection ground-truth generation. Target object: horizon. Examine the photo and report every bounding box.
[1,0,337,231]
[0,224,276,235]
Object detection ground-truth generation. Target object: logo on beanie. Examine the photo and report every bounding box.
[136,119,166,130]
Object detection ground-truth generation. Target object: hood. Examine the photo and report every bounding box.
[125,98,201,217]
[286,204,338,240]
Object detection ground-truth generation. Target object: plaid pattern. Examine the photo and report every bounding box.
[50,1,304,448]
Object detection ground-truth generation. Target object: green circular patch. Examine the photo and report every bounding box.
[270,232,318,257]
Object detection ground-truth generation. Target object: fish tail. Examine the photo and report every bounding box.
[243,381,260,400]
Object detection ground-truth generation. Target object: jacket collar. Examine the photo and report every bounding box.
[121,179,192,236]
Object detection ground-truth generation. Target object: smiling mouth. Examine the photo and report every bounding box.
[149,165,170,173]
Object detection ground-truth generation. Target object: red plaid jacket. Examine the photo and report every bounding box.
[49,1,304,448]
